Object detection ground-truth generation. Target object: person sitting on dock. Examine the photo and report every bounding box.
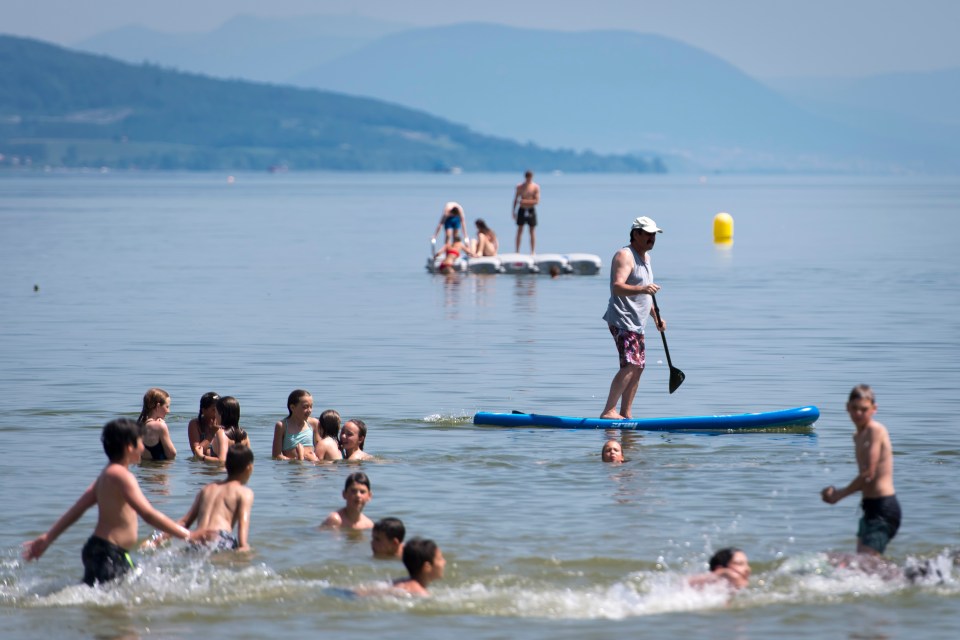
[469,218,499,256]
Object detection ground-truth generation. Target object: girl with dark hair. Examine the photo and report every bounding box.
[208,396,250,465]
[188,391,221,460]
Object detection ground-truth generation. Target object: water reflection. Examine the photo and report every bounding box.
[513,275,539,313]
[137,461,172,495]
[470,273,496,307]
[442,271,466,316]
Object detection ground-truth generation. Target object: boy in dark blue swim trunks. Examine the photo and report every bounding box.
[821,385,901,556]
[23,418,192,585]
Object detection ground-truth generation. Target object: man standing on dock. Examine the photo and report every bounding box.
[512,170,540,254]
[600,216,665,419]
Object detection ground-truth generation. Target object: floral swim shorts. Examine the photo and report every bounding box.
[608,325,645,369]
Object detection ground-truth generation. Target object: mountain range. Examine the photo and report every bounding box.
[27,16,960,173]
[0,34,660,172]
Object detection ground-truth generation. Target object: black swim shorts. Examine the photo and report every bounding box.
[516,207,537,227]
[82,535,134,586]
[858,495,902,554]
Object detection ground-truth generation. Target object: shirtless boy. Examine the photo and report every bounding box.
[371,517,405,559]
[178,444,255,551]
[512,170,540,253]
[22,418,192,586]
[821,384,900,556]
[321,472,374,530]
[393,537,445,596]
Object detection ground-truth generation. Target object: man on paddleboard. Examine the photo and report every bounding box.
[600,216,665,419]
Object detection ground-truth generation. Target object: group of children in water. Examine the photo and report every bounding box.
[22,383,901,595]
[22,387,445,596]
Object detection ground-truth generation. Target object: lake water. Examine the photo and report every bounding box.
[1,171,958,639]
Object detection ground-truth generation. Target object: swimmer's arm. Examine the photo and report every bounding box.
[215,430,231,464]
[512,188,520,216]
[529,184,540,205]
[236,491,253,551]
[858,425,883,484]
[272,421,287,459]
[188,420,201,457]
[160,423,178,460]
[821,473,864,503]
[320,511,342,529]
[23,481,97,560]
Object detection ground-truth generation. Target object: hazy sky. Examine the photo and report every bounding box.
[4,0,959,78]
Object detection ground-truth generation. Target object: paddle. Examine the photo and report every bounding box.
[651,294,685,393]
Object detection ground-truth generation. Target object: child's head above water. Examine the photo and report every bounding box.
[601,440,624,463]
[101,418,141,463]
[402,537,444,582]
[225,444,254,480]
[372,517,406,558]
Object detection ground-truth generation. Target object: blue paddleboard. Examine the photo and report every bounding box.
[473,406,819,432]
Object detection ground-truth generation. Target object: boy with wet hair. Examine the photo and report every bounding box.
[821,384,900,556]
[371,517,405,559]
[689,547,752,590]
[22,418,192,586]
[393,537,445,596]
[177,444,255,551]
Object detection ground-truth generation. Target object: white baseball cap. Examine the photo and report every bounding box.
[631,216,663,233]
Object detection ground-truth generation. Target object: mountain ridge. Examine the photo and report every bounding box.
[0,34,663,173]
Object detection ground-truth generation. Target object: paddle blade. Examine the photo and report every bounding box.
[668,367,685,394]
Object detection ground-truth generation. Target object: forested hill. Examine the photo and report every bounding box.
[0,35,663,172]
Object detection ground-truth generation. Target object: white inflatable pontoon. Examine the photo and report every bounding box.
[426,253,602,276]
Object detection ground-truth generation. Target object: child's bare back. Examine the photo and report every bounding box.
[182,444,255,551]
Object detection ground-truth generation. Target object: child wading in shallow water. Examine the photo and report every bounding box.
[321,472,374,530]
[821,384,900,556]
[152,444,255,552]
[22,418,192,585]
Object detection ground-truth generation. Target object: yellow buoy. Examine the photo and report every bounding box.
[713,212,734,244]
